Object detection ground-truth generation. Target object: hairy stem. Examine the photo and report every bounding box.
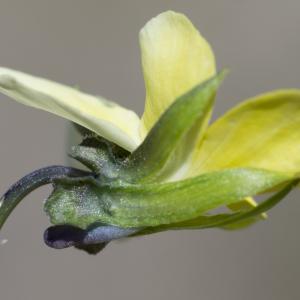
[0,165,91,230]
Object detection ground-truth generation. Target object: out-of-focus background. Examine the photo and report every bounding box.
[0,1,300,299]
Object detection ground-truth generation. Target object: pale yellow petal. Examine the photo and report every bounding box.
[139,11,216,136]
[188,89,300,176]
[0,67,141,151]
[225,197,266,230]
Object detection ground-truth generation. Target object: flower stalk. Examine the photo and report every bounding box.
[0,166,90,230]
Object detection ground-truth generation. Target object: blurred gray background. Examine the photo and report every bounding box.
[0,1,300,299]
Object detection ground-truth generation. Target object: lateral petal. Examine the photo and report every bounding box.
[189,90,300,176]
[0,67,141,151]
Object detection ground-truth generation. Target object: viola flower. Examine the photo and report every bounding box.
[0,11,299,254]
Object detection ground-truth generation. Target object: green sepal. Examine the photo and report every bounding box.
[44,167,293,229]
[45,179,110,229]
[135,180,297,235]
[120,71,226,183]
[69,135,130,180]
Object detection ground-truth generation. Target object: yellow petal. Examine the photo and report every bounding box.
[222,197,267,230]
[188,89,300,176]
[0,68,141,151]
[139,11,216,136]
[228,197,266,218]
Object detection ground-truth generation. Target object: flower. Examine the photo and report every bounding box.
[0,11,299,254]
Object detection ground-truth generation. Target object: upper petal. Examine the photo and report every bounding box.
[0,68,141,151]
[188,90,300,176]
[139,11,216,136]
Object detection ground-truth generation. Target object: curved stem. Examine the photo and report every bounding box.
[0,165,91,230]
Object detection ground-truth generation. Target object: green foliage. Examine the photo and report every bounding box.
[45,166,292,229]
